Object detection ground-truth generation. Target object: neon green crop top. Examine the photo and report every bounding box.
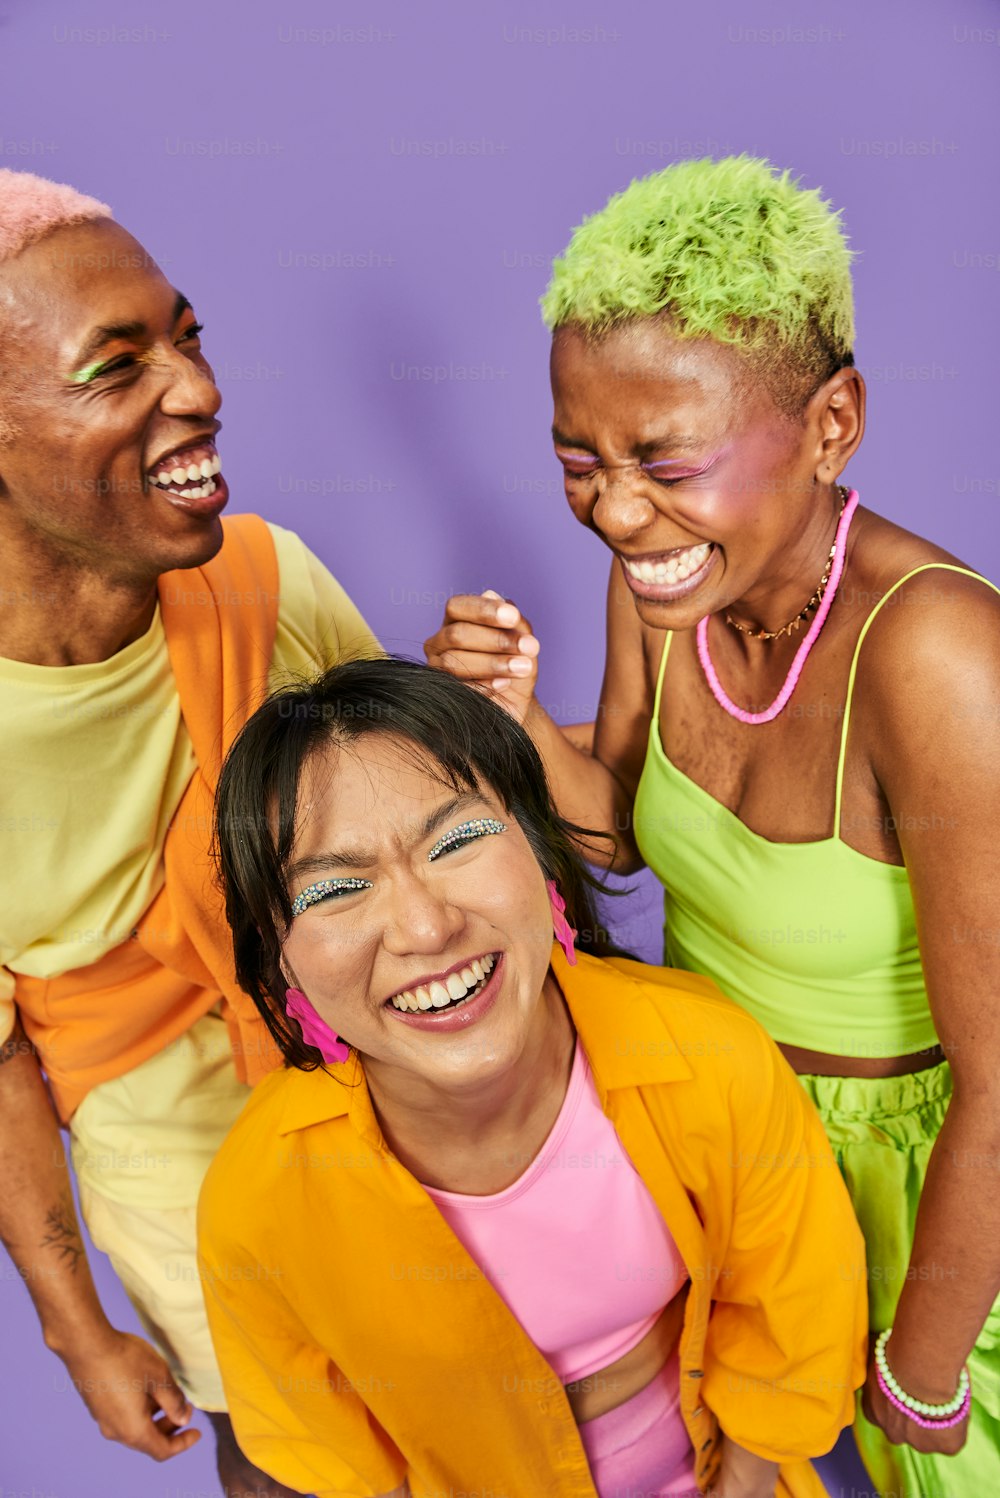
[633,564,998,1059]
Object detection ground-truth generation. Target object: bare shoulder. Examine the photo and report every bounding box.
[850,509,1000,729]
[859,510,998,635]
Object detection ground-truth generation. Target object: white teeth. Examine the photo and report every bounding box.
[389,955,498,1014]
[627,544,711,586]
[173,478,218,500]
[149,453,220,489]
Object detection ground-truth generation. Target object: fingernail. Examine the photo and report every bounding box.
[491,678,511,690]
[508,658,532,676]
[482,589,502,600]
[496,604,519,626]
[517,636,539,657]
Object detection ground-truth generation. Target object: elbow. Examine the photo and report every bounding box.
[935,1083,1000,1144]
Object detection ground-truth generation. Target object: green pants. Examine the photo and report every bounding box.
[800,1064,1000,1498]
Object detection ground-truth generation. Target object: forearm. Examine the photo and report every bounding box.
[524,702,642,871]
[0,1027,111,1357]
[885,1092,1000,1394]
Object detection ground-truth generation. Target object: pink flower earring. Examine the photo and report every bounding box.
[546,880,578,966]
[285,988,351,1064]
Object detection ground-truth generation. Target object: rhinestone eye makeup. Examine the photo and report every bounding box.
[289,820,507,914]
[290,877,374,918]
[427,818,507,861]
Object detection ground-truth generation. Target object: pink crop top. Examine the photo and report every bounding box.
[424,1042,688,1383]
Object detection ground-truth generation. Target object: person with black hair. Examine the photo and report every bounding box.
[200,657,866,1498]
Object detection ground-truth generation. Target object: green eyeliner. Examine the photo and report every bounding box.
[70,360,107,385]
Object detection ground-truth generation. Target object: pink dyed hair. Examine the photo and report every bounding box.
[0,172,112,442]
[0,169,111,264]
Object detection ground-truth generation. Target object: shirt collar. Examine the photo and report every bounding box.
[277,943,695,1139]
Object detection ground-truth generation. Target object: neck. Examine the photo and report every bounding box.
[0,527,158,666]
[724,484,847,643]
[365,972,575,1177]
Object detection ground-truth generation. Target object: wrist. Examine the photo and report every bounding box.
[521,695,550,735]
[880,1327,966,1405]
[43,1307,117,1363]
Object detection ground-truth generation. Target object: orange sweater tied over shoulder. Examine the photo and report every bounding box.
[16,515,284,1121]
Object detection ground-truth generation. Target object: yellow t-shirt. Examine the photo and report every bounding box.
[3,523,378,1210]
[0,522,378,1039]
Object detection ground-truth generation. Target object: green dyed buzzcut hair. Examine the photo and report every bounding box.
[542,155,856,420]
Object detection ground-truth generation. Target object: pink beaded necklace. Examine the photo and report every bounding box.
[696,489,859,726]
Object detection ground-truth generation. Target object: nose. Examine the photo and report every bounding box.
[590,466,658,543]
[157,344,222,421]
[380,869,465,959]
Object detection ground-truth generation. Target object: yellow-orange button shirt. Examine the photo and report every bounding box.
[198,946,868,1498]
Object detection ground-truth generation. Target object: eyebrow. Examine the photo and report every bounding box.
[551,427,703,454]
[71,290,193,370]
[285,790,487,883]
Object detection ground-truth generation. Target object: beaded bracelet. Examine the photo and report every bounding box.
[875,1329,971,1421]
[876,1365,971,1431]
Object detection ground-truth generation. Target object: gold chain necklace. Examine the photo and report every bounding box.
[725,486,851,641]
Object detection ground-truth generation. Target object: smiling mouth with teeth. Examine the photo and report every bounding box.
[623,541,714,586]
[147,443,222,500]
[387,953,497,1014]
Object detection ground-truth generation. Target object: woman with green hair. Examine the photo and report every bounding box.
[427,155,1000,1495]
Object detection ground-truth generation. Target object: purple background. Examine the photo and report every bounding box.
[3,0,998,1492]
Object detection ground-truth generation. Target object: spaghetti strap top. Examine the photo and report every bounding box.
[633,563,1000,1057]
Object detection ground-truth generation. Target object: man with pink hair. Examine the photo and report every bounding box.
[0,170,378,1496]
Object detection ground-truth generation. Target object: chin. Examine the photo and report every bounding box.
[154,515,226,574]
[633,595,703,632]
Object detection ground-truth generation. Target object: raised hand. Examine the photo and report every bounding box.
[424,590,540,724]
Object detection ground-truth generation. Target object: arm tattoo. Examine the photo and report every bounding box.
[39,1192,86,1274]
